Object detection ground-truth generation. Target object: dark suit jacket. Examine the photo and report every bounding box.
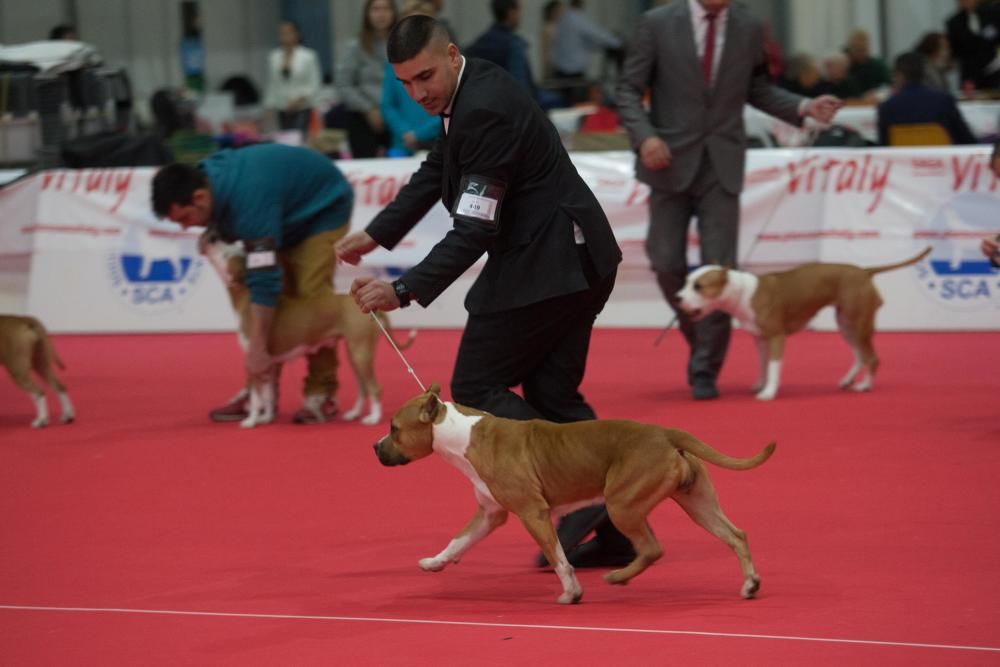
[465,23,537,98]
[365,57,621,315]
[946,7,1000,88]
[877,82,978,146]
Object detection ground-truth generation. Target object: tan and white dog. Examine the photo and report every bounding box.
[374,384,775,604]
[674,247,931,400]
[1,314,75,428]
[200,233,415,428]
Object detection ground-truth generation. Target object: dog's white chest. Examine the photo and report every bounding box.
[727,273,762,335]
[433,405,495,502]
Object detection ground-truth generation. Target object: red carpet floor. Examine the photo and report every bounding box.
[1,329,999,666]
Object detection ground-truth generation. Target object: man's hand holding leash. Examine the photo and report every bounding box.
[336,231,410,313]
[350,277,401,314]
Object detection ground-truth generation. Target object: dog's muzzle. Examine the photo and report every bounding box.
[373,436,410,467]
[673,295,703,321]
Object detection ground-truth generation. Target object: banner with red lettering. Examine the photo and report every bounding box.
[1,147,998,332]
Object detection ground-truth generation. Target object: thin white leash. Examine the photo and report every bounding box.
[369,311,426,392]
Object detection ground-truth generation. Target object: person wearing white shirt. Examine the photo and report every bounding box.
[265,21,322,134]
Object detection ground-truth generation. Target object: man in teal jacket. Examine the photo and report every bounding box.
[152,144,354,424]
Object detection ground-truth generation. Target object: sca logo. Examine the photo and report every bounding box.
[107,223,204,313]
[916,194,1000,311]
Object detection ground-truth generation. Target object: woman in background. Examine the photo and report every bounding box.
[914,32,954,94]
[540,1,564,81]
[379,0,440,156]
[265,20,322,135]
[336,0,397,158]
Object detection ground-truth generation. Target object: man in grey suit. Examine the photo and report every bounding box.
[617,0,842,400]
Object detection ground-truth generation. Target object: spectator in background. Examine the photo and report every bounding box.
[781,53,830,97]
[946,0,1000,92]
[264,20,322,135]
[822,52,863,100]
[540,1,564,80]
[914,32,954,93]
[845,29,891,98]
[380,0,441,155]
[428,0,459,43]
[877,51,977,145]
[762,21,785,82]
[550,0,622,105]
[336,0,397,158]
[49,24,78,40]
[466,0,562,109]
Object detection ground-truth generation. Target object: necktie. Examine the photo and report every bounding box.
[703,12,718,85]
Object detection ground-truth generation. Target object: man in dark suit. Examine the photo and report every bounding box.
[877,51,978,146]
[616,0,842,400]
[336,15,630,567]
[946,0,1000,91]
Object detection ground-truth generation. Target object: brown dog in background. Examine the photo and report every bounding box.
[1,315,75,427]
[199,232,415,427]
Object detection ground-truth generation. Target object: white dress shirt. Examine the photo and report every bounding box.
[264,45,321,111]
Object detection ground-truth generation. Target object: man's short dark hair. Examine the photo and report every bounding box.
[492,0,518,23]
[387,15,450,64]
[49,24,76,40]
[893,51,925,83]
[151,163,208,218]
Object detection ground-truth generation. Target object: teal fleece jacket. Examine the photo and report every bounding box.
[200,144,353,307]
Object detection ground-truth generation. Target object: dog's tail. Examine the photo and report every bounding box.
[26,316,66,370]
[670,430,775,470]
[374,312,418,350]
[865,246,931,275]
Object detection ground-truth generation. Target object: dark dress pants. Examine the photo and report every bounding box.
[451,245,615,422]
[646,152,739,385]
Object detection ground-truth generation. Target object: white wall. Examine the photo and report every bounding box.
[0,0,68,44]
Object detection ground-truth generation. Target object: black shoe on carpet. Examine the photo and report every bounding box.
[566,537,636,568]
[691,376,720,401]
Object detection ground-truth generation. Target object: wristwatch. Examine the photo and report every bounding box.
[392,279,414,308]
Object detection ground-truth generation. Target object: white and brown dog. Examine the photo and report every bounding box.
[200,233,415,428]
[674,247,931,400]
[375,384,775,604]
[1,314,75,428]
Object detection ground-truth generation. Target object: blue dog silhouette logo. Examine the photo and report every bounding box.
[916,194,1000,311]
[108,223,204,312]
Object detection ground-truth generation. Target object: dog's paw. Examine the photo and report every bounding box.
[31,418,49,428]
[754,389,776,401]
[239,416,257,429]
[360,412,381,426]
[741,576,761,599]
[557,588,583,605]
[418,557,446,572]
[603,569,631,586]
[341,408,361,421]
[60,413,75,424]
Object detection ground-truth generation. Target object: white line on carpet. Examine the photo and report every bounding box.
[1,604,998,654]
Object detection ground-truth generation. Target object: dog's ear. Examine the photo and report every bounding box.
[418,391,441,424]
[428,383,441,396]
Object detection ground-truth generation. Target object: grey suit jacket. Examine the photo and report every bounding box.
[616,2,805,195]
